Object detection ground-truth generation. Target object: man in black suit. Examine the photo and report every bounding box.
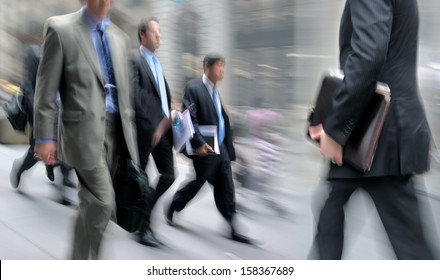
[9,44,75,204]
[130,17,175,247]
[309,0,434,259]
[166,53,253,244]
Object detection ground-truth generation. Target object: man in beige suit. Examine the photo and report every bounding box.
[34,0,139,259]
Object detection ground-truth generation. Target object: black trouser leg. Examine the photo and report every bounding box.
[139,136,175,233]
[18,146,39,174]
[151,136,175,204]
[210,155,236,224]
[365,176,434,259]
[316,179,357,259]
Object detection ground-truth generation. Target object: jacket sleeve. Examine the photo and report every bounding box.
[324,0,393,146]
[33,18,63,140]
[183,83,206,150]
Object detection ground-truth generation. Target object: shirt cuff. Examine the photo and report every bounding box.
[35,139,57,144]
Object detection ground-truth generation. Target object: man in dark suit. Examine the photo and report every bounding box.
[130,17,175,248]
[309,0,434,259]
[166,53,253,244]
[9,44,47,188]
[34,0,139,259]
[9,44,75,204]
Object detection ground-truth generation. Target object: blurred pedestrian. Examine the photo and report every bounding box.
[9,44,75,205]
[130,17,175,247]
[309,0,434,259]
[33,0,139,259]
[166,53,255,244]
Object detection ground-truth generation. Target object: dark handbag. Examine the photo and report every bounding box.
[113,159,155,233]
[307,71,391,172]
[2,93,28,132]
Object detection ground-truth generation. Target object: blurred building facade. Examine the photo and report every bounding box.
[1,0,439,112]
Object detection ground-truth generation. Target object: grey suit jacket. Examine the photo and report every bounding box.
[34,10,139,169]
[324,0,431,178]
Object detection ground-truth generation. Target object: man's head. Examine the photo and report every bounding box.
[85,0,112,21]
[138,17,161,53]
[203,53,225,84]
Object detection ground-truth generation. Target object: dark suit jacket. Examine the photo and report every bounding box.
[21,44,41,126]
[324,0,431,178]
[182,78,236,162]
[130,49,172,147]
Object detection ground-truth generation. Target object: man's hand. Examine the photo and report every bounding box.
[195,143,214,157]
[34,142,57,165]
[319,130,343,166]
[308,124,323,142]
[152,117,172,147]
[151,130,162,147]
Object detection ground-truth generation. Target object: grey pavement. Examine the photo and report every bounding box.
[1,108,439,259]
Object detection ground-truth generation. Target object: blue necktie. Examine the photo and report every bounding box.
[96,24,118,113]
[152,55,170,118]
[212,86,225,145]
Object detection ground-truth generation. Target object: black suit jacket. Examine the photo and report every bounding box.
[130,49,172,146]
[182,78,235,161]
[324,0,431,178]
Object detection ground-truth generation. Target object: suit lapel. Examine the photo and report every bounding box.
[106,25,124,93]
[139,50,161,97]
[201,82,218,118]
[74,20,104,87]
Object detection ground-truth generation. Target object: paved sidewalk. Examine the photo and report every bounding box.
[1,111,439,259]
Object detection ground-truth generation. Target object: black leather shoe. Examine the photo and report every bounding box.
[46,166,55,182]
[60,198,73,206]
[231,232,254,244]
[165,204,176,226]
[9,159,21,189]
[139,230,162,248]
[63,179,76,188]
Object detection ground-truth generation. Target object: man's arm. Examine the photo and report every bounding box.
[318,0,393,165]
[183,84,214,156]
[34,18,63,164]
[324,0,393,146]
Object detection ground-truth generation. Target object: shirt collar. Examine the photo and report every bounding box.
[81,6,110,31]
[139,45,155,63]
[202,74,215,95]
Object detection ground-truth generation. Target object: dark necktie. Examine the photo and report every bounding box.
[96,24,118,113]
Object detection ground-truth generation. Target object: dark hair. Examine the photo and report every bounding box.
[137,17,159,43]
[203,53,225,70]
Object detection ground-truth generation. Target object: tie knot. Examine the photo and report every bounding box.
[96,23,104,34]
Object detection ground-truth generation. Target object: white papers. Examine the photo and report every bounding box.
[172,109,195,152]
[185,125,220,155]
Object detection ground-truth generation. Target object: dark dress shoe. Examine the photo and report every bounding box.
[231,232,254,245]
[46,166,55,182]
[139,230,162,248]
[165,205,176,226]
[63,179,76,188]
[9,159,21,189]
[60,198,73,206]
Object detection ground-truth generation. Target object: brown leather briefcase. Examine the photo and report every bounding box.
[307,71,391,172]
